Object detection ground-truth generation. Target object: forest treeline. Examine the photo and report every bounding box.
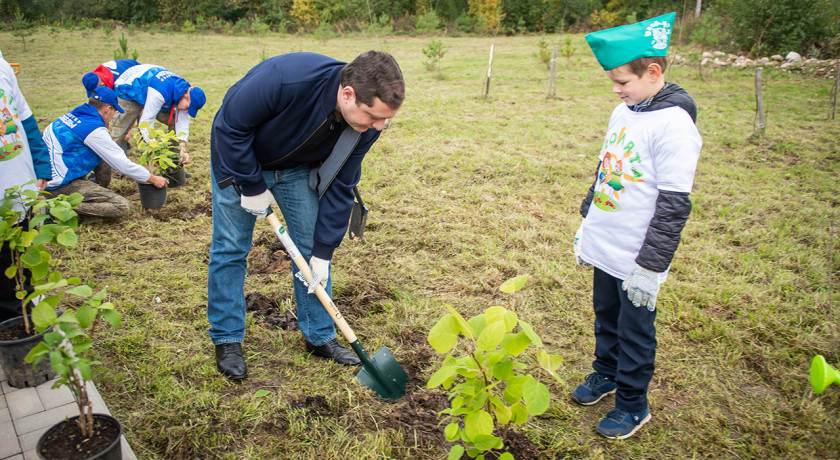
[3,0,839,57]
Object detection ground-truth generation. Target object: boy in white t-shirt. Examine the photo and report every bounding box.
[571,13,703,439]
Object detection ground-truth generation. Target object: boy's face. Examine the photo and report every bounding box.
[178,90,191,111]
[606,64,662,106]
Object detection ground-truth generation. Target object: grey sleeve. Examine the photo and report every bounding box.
[579,160,600,218]
[635,190,692,272]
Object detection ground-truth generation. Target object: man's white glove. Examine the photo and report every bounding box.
[307,256,330,294]
[240,190,275,219]
[622,265,660,311]
[574,224,591,267]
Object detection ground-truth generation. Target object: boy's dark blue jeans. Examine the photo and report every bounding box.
[591,267,658,413]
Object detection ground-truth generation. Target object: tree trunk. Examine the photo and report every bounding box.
[695,0,702,18]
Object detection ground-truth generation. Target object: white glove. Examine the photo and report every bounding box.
[307,256,330,294]
[622,265,660,311]
[240,190,275,219]
[574,223,591,267]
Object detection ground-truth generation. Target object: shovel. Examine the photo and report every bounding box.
[348,185,369,242]
[265,210,407,400]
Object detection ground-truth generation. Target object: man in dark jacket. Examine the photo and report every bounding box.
[208,51,404,380]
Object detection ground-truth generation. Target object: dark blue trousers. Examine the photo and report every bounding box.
[591,267,657,412]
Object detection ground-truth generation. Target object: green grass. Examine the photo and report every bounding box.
[4,29,839,459]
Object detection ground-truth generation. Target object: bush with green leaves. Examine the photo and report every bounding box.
[135,123,181,176]
[427,275,562,460]
[0,184,83,334]
[26,287,121,438]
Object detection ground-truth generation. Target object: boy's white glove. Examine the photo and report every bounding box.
[622,265,660,311]
[240,190,275,218]
[308,256,330,294]
[574,224,591,267]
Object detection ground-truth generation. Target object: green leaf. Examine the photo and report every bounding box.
[445,305,474,338]
[427,363,457,389]
[493,401,511,424]
[499,274,529,293]
[523,379,550,416]
[24,341,50,363]
[55,229,78,247]
[66,285,92,297]
[72,341,94,354]
[510,402,528,424]
[476,320,505,351]
[472,434,502,451]
[4,265,15,279]
[517,320,543,347]
[101,309,121,327]
[76,305,97,329]
[463,410,493,440]
[254,389,270,398]
[447,445,465,460]
[428,313,459,353]
[444,423,460,442]
[500,330,531,356]
[75,359,92,381]
[31,302,57,331]
[499,453,515,460]
[484,306,507,324]
[536,349,564,372]
[491,359,513,381]
[503,375,530,404]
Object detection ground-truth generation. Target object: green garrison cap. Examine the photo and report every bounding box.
[585,12,676,71]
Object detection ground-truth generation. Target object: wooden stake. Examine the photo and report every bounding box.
[831,64,839,120]
[547,45,558,98]
[755,66,765,136]
[485,43,494,99]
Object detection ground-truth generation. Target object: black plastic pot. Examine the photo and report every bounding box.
[163,164,186,188]
[137,182,167,210]
[0,316,55,388]
[37,413,123,460]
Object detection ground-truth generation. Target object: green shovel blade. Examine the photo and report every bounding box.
[811,354,840,394]
[351,342,408,400]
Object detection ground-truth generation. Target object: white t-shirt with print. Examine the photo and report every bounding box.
[579,103,702,281]
[0,58,37,213]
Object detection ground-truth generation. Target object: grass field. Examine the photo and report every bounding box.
[3,28,839,459]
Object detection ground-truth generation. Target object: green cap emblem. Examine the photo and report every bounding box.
[585,12,676,71]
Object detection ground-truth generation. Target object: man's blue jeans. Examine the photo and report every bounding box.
[207,165,335,346]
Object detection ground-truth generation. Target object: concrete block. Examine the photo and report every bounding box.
[35,380,75,410]
[0,421,22,458]
[5,388,43,419]
[13,403,78,435]
[18,428,43,452]
[0,405,11,424]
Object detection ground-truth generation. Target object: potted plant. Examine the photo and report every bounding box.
[0,183,83,388]
[26,287,123,460]
[134,123,182,209]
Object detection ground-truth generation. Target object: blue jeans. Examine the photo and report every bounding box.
[591,267,657,413]
[207,165,335,346]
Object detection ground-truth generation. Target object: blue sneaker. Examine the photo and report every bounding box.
[596,407,651,439]
[571,372,616,405]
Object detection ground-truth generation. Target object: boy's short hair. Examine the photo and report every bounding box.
[88,98,109,110]
[341,50,405,110]
[623,56,668,77]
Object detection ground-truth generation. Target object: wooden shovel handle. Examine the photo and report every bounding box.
[266,213,358,343]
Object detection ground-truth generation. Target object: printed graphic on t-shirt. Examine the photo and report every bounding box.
[0,89,24,161]
[594,126,644,212]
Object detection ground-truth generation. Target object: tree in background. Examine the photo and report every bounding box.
[468,0,504,35]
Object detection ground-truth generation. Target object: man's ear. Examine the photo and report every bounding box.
[647,63,663,81]
[340,85,356,104]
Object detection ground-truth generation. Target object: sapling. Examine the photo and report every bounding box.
[0,184,83,334]
[427,275,563,460]
[26,287,121,438]
[422,39,447,76]
[135,123,182,176]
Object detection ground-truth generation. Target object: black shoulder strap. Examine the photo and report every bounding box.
[308,126,362,198]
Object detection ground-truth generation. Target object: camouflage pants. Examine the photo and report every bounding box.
[50,179,130,218]
[96,99,175,188]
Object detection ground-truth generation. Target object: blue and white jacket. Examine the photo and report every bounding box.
[42,103,150,189]
[211,53,382,260]
[114,65,192,142]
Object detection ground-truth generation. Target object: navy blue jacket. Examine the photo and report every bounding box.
[211,53,381,259]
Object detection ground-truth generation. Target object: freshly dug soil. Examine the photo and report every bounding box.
[0,322,35,341]
[38,417,121,460]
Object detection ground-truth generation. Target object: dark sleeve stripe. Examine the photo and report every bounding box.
[635,190,692,272]
[579,160,601,218]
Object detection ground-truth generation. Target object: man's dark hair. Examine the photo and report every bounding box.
[341,50,404,109]
[88,98,109,110]
[624,56,668,77]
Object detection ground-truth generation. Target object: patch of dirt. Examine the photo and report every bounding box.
[288,395,334,418]
[334,281,395,318]
[245,292,298,330]
[385,389,450,448]
[180,200,211,220]
[248,235,291,274]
